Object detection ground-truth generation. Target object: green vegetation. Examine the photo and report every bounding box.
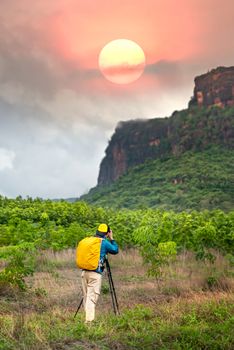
[0,243,35,290]
[83,147,234,210]
[0,197,233,290]
[0,197,233,253]
[0,198,233,348]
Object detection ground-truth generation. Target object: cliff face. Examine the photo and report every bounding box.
[189,66,234,108]
[98,118,169,185]
[98,67,234,186]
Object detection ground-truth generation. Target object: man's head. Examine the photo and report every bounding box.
[97,223,110,236]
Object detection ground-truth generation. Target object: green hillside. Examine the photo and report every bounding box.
[81,147,234,211]
[98,106,234,186]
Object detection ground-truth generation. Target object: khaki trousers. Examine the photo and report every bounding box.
[81,270,102,322]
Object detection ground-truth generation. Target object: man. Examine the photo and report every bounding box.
[81,223,119,323]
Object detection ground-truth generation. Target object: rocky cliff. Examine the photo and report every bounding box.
[98,118,169,185]
[98,67,234,186]
[189,66,234,108]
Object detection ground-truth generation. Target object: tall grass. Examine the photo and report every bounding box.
[0,249,233,349]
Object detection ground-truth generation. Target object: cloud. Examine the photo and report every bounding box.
[0,96,107,198]
[0,80,193,199]
[0,148,15,171]
[101,62,145,74]
[0,18,63,99]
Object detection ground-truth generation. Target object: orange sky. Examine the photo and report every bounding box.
[47,0,201,68]
[1,0,233,92]
[33,0,233,93]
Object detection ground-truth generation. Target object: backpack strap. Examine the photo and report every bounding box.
[97,238,105,272]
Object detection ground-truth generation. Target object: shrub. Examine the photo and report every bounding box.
[0,243,36,291]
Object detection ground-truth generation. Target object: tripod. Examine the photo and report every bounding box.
[74,258,119,319]
[105,257,120,315]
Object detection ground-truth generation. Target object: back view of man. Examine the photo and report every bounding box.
[77,223,119,323]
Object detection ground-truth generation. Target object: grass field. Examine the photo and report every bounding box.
[0,250,234,349]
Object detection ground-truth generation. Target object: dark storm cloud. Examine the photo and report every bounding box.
[144,60,183,87]
[0,21,60,98]
[0,53,60,99]
[145,60,181,75]
[0,18,102,101]
[145,60,208,88]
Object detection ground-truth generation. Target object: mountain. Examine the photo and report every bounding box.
[81,66,234,210]
[98,66,234,186]
[81,146,234,211]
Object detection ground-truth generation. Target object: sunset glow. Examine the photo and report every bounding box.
[98,39,146,84]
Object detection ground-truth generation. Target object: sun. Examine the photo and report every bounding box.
[98,39,146,84]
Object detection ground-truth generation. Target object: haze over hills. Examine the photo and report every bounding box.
[81,67,234,210]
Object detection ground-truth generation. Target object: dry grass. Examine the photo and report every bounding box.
[33,249,233,314]
[0,249,233,350]
[1,248,233,319]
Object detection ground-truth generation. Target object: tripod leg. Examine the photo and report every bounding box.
[106,266,117,314]
[73,297,83,319]
[108,268,120,314]
[106,259,120,315]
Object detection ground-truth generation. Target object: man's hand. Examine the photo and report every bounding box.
[107,230,113,240]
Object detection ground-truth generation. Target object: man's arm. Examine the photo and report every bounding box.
[105,230,119,254]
